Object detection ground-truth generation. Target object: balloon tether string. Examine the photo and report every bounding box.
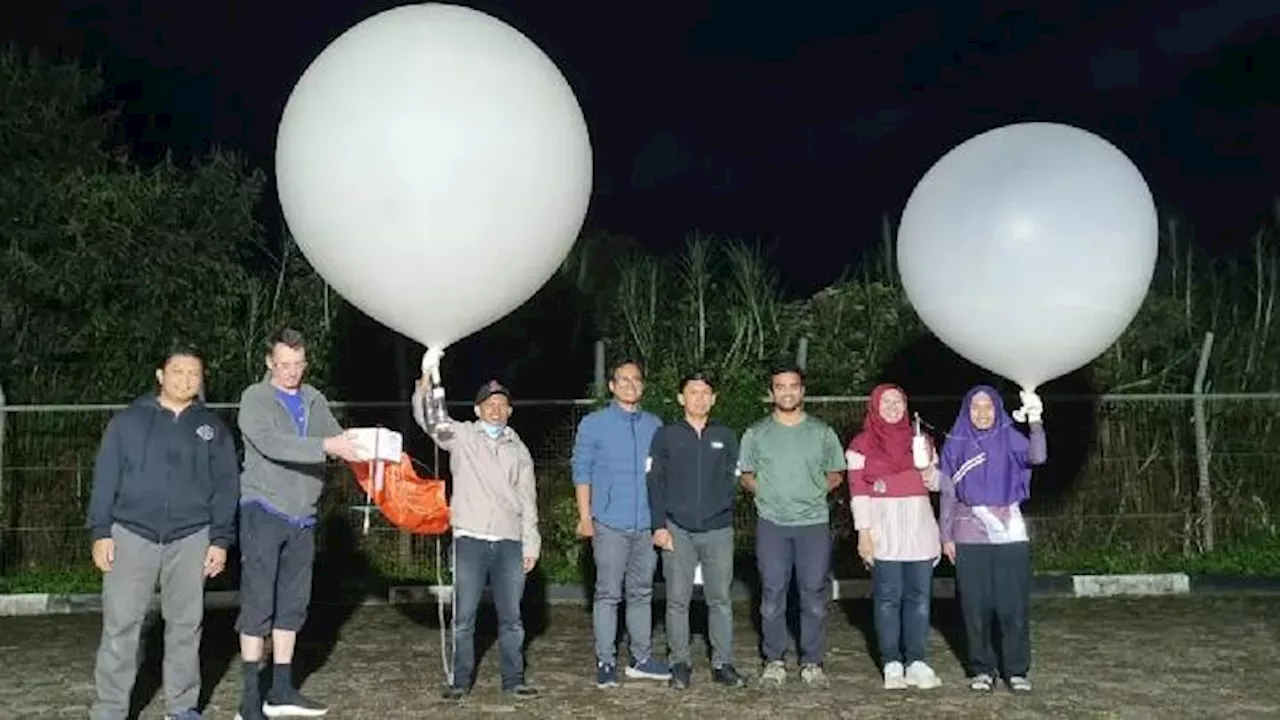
[425,397,455,687]
[421,346,453,686]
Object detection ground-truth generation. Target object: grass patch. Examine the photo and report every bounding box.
[1034,530,1280,576]
[0,567,102,594]
[3,532,1277,596]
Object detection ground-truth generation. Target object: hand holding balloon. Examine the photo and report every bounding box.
[419,346,450,431]
[1011,389,1044,425]
[422,345,445,384]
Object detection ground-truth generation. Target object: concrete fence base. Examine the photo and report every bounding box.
[2,573,1277,617]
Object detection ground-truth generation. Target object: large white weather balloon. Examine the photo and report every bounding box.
[275,3,592,356]
[897,122,1158,397]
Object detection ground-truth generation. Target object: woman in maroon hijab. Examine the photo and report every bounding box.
[847,383,943,690]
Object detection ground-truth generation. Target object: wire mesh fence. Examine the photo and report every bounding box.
[0,393,1276,584]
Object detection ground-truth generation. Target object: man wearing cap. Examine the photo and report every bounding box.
[412,358,541,701]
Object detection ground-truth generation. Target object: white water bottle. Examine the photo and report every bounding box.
[425,384,449,428]
[911,412,931,470]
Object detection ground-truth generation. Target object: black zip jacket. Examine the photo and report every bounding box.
[86,395,240,547]
[646,418,740,532]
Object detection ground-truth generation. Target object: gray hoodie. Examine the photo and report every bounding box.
[237,379,343,521]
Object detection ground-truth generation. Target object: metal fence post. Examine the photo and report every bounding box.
[1192,331,1215,552]
[0,381,6,569]
[593,340,606,397]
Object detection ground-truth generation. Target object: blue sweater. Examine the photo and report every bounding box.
[571,401,663,532]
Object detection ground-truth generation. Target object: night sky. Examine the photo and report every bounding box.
[3,1,1278,394]
[6,2,1277,292]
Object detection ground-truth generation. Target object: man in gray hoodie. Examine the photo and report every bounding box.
[233,328,362,720]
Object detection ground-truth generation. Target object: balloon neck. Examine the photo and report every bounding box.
[422,345,445,383]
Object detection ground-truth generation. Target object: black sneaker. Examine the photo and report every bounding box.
[504,684,539,698]
[263,689,328,717]
[234,697,266,720]
[712,663,746,687]
[668,663,692,690]
[441,686,469,701]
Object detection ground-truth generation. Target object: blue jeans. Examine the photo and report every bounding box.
[452,536,526,691]
[872,559,934,666]
[591,521,658,665]
[756,518,831,665]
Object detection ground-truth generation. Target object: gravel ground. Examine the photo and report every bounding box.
[0,595,1276,719]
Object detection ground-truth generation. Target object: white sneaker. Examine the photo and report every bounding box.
[800,663,829,688]
[1009,675,1032,692]
[758,660,787,687]
[905,661,941,689]
[883,661,907,690]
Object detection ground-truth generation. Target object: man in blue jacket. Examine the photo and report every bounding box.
[571,359,670,687]
[87,348,239,720]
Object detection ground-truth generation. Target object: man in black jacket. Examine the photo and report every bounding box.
[646,372,746,690]
[87,347,240,720]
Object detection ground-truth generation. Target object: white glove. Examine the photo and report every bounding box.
[422,346,445,382]
[1014,389,1043,424]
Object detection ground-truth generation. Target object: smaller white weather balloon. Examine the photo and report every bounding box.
[897,122,1158,392]
[275,3,593,351]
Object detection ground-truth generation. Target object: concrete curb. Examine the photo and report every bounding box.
[3,573,1279,616]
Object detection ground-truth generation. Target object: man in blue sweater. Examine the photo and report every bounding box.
[571,359,670,687]
[87,347,239,720]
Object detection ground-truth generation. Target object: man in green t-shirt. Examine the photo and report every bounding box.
[738,364,846,689]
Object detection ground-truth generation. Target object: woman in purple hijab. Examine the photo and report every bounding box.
[938,384,1047,694]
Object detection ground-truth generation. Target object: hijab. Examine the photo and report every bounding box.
[940,384,1031,506]
[849,383,917,475]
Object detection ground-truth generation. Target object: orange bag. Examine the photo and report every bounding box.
[347,453,451,535]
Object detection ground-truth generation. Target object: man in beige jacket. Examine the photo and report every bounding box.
[413,361,540,701]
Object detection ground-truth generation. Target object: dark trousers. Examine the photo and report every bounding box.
[451,536,527,691]
[235,503,315,636]
[755,518,831,665]
[872,560,934,666]
[955,542,1032,678]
